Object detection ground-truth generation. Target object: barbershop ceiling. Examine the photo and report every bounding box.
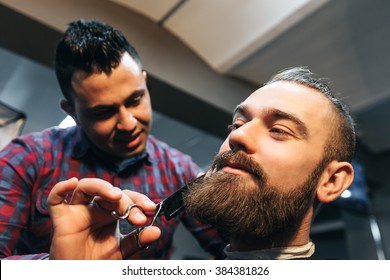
[0,0,390,167]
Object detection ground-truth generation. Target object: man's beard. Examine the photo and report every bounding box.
[183,150,326,241]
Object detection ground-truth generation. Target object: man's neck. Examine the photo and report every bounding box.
[229,221,312,252]
[229,234,310,252]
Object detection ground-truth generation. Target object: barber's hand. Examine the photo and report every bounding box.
[47,177,161,259]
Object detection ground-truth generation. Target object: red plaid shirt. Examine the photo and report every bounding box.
[0,126,225,259]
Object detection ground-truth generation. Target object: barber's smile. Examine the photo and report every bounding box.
[114,131,142,148]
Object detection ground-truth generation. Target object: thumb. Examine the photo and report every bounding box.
[48,177,79,217]
[121,226,161,258]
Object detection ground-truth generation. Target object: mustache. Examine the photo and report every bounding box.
[211,150,266,180]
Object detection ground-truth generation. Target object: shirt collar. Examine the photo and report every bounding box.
[224,241,315,260]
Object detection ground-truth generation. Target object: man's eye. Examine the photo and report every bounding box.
[270,128,288,134]
[125,94,143,107]
[89,109,116,119]
[227,123,241,132]
[270,127,291,139]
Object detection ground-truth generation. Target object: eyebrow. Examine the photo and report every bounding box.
[233,104,247,118]
[233,104,309,138]
[86,89,145,112]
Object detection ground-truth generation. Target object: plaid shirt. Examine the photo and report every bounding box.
[0,126,224,259]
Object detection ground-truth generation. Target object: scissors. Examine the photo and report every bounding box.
[111,174,205,248]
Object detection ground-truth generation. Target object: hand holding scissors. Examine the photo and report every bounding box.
[47,175,204,259]
[112,175,205,248]
[47,177,160,260]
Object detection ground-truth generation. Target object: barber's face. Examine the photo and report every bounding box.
[184,81,333,239]
[65,52,152,158]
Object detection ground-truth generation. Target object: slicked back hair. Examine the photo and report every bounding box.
[54,19,142,105]
[265,66,356,163]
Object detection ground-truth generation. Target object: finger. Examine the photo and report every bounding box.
[107,191,149,227]
[121,226,161,258]
[69,178,122,205]
[121,190,156,226]
[137,226,161,247]
[47,177,79,206]
[123,190,156,212]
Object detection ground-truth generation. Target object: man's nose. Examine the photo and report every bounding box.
[228,124,256,154]
[116,107,137,131]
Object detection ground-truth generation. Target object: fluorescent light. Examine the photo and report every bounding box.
[340,189,351,198]
[58,115,76,128]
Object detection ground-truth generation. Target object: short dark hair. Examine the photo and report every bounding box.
[265,66,356,163]
[54,19,142,104]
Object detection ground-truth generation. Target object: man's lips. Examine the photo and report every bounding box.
[114,132,142,146]
[220,161,253,175]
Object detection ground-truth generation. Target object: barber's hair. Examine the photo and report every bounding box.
[265,66,356,163]
[54,19,142,104]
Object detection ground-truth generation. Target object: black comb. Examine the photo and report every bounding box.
[159,174,205,220]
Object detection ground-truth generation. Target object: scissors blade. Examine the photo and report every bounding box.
[158,174,205,221]
[148,202,163,227]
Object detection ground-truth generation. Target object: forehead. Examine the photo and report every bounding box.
[120,52,142,74]
[72,52,141,84]
[238,81,333,131]
[71,52,144,103]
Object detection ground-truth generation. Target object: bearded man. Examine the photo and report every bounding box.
[46,66,355,260]
[183,66,356,260]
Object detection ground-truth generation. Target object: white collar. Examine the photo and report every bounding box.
[224,241,315,260]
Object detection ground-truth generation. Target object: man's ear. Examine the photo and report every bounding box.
[60,99,78,125]
[316,160,354,203]
[142,70,147,82]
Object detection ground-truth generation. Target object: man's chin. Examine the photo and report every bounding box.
[104,144,145,159]
[118,149,143,158]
